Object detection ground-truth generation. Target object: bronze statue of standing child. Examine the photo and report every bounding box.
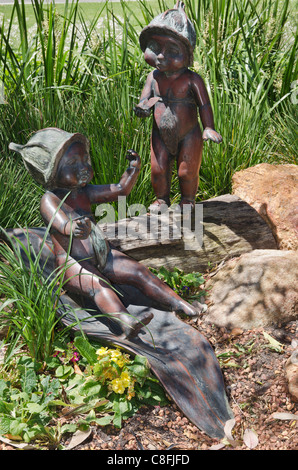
[134,1,222,209]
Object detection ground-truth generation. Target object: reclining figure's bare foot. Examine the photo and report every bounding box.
[120,311,154,339]
[175,299,207,317]
[192,300,208,314]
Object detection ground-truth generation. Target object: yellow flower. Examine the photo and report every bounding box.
[96,347,108,358]
[110,348,122,359]
[115,358,125,368]
[109,371,132,394]
[120,371,131,388]
[110,378,126,394]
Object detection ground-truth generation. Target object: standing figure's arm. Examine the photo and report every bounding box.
[191,73,222,143]
[134,71,156,118]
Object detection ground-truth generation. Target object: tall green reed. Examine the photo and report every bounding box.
[0,155,43,228]
[184,0,297,197]
[0,0,106,109]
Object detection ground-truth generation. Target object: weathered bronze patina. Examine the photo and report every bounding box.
[135,1,222,210]
[7,108,232,439]
[9,127,205,339]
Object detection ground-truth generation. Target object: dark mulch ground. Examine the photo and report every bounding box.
[1,317,297,451]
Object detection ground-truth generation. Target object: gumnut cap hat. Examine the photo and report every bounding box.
[139,1,196,65]
[9,127,90,188]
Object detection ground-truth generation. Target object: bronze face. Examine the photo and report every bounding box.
[55,142,94,189]
[144,34,190,73]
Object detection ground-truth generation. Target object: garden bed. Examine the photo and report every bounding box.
[62,319,298,451]
[1,316,297,451]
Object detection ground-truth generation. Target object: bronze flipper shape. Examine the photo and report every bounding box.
[4,227,233,439]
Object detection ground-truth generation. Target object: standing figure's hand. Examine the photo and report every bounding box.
[134,102,152,117]
[134,97,160,118]
[202,128,223,143]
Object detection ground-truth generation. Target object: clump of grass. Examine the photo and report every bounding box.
[0,157,43,229]
[0,227,78,363]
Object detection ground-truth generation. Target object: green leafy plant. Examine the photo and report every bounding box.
[70,336,168,428]
[0,338,167,446]
[0,355,72,444]
[150,266,206,300]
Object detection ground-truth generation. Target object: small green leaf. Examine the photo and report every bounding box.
[10,419,27,437]
[0,400,14,414]
[21,368,37,394]
[55,365,74,379]
[263,332,284,352]
[113,412,122,428]
[26,402,45,414]
[81,380,103,398]
[60,423,77,435]
[74,337,97,365]
[0,416,11,434]
[91,415,112,426]
[128,355,149,379]
[46,399,70,407]
[0,380,9,398]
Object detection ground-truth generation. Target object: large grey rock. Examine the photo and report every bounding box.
[205,250,298,329]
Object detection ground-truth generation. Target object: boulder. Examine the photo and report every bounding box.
[204,250,298,329]
[232,163,298,250]
[285,349,298,402]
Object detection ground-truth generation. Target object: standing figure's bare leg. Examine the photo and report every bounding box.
[150,129,174,208]
[177,126,203,209]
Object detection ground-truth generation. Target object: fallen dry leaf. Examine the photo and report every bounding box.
[243,428,259,449]
[209,442,226,450]
[64,428,92,450]
[271,412,298,421]
[74,363,84,375]
[223,418,241,447]
[230,328,243,337]
[0,435,36,450]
